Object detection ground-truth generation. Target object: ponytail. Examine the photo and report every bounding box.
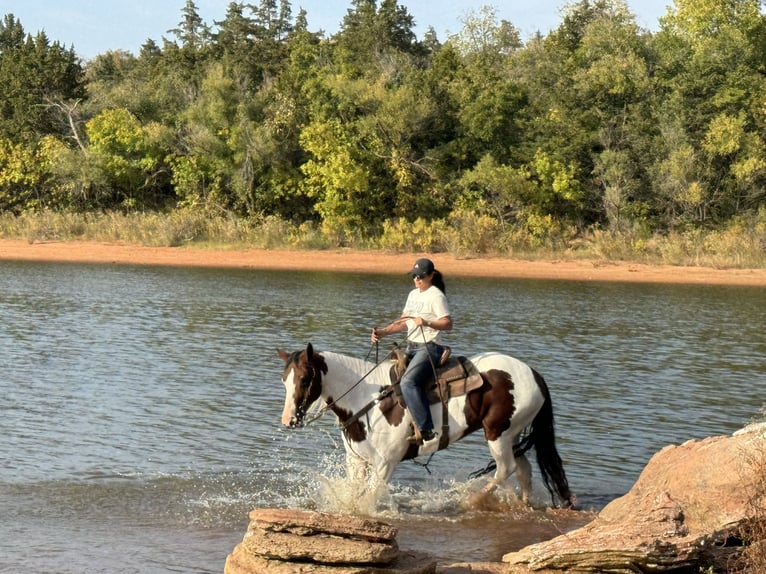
[432,270,446,294]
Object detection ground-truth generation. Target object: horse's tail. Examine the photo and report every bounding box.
[523,369,573,508]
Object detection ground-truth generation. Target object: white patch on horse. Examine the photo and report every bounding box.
[281,368,298,427]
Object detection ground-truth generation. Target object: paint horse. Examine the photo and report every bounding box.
[278,343,573,507]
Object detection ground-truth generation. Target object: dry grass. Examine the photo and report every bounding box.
[0,209,764,268]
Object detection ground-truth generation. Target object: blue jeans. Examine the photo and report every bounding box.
[400,342,443,433]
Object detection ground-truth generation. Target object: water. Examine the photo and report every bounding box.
[1,261,764,572]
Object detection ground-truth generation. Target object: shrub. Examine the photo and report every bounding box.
[378,217,446,252]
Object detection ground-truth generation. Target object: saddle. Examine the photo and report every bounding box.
[387,347,484,450]
[389,348,482,402]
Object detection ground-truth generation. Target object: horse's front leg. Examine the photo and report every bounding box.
[345,451,371,483]
[342,450,395,512]
[346,451,397,487]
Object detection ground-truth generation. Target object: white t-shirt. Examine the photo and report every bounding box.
[402,285,450,344]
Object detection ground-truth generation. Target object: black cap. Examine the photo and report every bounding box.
[410,258,434,277]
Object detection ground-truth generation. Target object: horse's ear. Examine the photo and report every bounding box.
[277,348,290,363]
[306,342,314,360]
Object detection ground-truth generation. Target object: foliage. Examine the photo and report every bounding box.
[0,0,765,266]
[0,14,85,142]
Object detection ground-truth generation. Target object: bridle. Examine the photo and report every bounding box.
[292,361,318,427]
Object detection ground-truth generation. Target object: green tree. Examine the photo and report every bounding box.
[457,154,534,226]
[83,108,173,209]
[0,138,42,211]
[445,6,526,166]
[0,14,85,142]
[172,63,239,210]
[510,0,657,226]
[654,0,766,224]
[299,118,371,235]
[167,0,211,51]
[334,0,423,78]
[593,148,640,231]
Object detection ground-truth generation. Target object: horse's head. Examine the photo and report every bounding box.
[277,342,327,428]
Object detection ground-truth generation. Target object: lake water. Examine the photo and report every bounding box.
[1,260,764,572]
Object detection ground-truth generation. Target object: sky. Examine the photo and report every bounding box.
[3,0,672,60]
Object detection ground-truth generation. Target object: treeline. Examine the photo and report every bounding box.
[1,0,765,254]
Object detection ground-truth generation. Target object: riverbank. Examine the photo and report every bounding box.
[1,239,765,286]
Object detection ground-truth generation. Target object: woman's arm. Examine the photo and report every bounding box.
[412,315,452,331]
[371,315,408,342]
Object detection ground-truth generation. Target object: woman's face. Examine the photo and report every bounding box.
[412,271,433,291]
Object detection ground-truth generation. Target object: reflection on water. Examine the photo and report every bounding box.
[0,261,763,572]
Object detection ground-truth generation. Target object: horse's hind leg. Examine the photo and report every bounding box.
[514,453,533,504]
[487,433,535,504]
[486,435,515,491]
[465,434,521,507]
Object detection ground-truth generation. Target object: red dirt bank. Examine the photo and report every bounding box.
[1,240,765,286]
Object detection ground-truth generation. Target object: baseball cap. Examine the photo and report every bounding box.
[410,258,434,277]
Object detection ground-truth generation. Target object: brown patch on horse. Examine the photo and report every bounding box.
[377,390,406,427]
[297,348,325,407]
[327,399,367,443]
[463,369,516,441]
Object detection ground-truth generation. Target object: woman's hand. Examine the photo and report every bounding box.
[371,317,409,342]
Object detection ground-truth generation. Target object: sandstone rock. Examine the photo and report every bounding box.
[225,508,437,574]
[225,543,436,574]
[249,508,398,542]
[503,422,766,572]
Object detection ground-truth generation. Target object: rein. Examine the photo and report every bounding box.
[300,348,388,427]
[302,319,440,438]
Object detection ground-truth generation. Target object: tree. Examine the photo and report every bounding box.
[334,0,422,78]
[163,0,213,88]
[299,118,371,235]
[593,148,640,231]
[445,6,526,166]
[167,0,211,51]
[509,0,658,226]
[654,0,766,223]
[0,14,85,142]
[448,5,521,59]
[84,108,173,209]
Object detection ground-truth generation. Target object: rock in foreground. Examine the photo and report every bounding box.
[225,508,436,574]
[504,422,766,572]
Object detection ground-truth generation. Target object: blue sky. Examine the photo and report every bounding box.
[4,0,671,59]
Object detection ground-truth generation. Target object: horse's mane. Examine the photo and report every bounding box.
[321,351,375,373]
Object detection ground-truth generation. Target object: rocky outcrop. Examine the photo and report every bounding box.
[503,422,766,572]
[224,508,436,574]
[225,424,766,574]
